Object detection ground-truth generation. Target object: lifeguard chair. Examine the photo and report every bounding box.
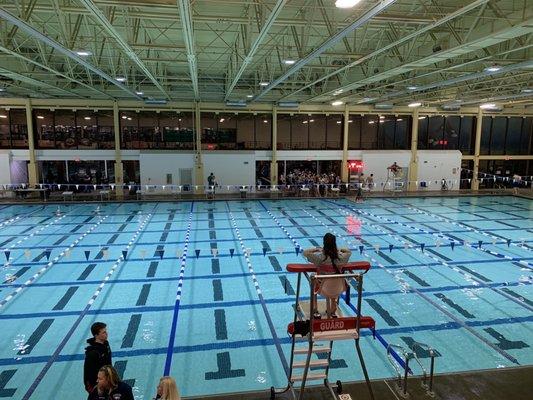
[271,262,376,400]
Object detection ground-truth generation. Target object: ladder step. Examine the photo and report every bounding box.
[294,346,331,354]
[293,359,330,368]
[291,373,327,382]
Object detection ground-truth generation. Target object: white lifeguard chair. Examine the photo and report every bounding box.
[384,166,408,193]
[270,262,376,400]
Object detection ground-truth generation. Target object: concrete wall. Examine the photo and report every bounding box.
[360,150,412,186]
[139,152,195,186]
[417,150,462,190]
[0,151,12,185]
[202,152,256,187]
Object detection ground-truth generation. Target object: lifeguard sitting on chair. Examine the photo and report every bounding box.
[388,161,402,177]
[302,233,351,319]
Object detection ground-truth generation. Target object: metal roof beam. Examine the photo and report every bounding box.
[0,8,142,99]
[280,0,490,101]
[253,0,398,101]
[79,0,170,99]
[0,66,80,97]
[177,0,199,100]
[224,0,287,101]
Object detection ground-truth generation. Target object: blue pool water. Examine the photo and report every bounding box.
[0,196,531,399]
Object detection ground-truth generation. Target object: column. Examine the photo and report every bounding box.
[471,108,483,190]
[341,105,349,182]
[408,108,419,191]
[113,101,124,198]
[270,107,278,185]
[25,99,39,187]
[194,102,204,193]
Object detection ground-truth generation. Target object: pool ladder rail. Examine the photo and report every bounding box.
[387,341,438,398]
[270,262,376,400]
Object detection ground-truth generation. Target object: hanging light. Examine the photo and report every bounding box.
[335,0,361,8]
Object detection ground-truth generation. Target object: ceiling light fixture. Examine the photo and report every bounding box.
[407,86,418,90]
[84,116,91,120]
[397,118,403,121]
[259,82,269,86]
[484,66,501,73]
[283,60,296,65]
[136,91,143,95]
[263,119,268,123]
[219,118,225,123]
[37,115,44,119]
[521,89,533,93]
[335,0,361,9]
[331,100,344,106]
[121,116,127,119]
[479,103,497,109]
[418,116,426,120]
[247,94,253,98]
[116,77,126,82]
[75,51,92,56]
[408,102,422,107]
[0,115,7,119]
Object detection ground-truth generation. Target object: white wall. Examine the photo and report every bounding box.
[417,150,462,190]
[360,150,412,186]
[0,152,12,185]
[139,152,195,186]
[10,160,28,184]
[202,152,256,188]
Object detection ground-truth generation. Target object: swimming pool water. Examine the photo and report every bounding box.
[0,196,531,399]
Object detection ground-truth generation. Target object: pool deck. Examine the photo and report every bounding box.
[188,366,533,400]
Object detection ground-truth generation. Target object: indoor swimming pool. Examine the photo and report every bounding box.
[0,196,531,399]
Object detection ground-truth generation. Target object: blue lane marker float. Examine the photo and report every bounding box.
[258,200,409,372]
[342,200,533,269]
[0,214,110,308]
[21,209,154,400]
[227,201,290,377]
[320,200,521,365]
[163,202,194,376]
[407,205,532,255]
[334,203,533,314]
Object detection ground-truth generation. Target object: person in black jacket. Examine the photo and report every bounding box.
[84,322,112,393]
[88,365,134,400]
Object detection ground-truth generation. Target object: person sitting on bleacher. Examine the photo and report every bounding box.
[303,233,351,318]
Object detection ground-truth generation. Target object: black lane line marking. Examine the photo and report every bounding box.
[297,226,309,236]
[20,227,34,234]
[52,287,79,310]
[164,222,172,231]
[0,238,13,248]
[205,352,245,380]
[484,328,529,350]
[70,224,83,233]
[95,247,109,260]
[147,262,159,278]
[253,228,264,238]
[261,241,271,252]
[153,245,164,258]
[18,319,54,355]
[365,299,399,326]
[403,271,430,287]
[211,259,220,274]
[500,288,533,307]
[31,251,47,263]
[278,276,295,295]
[53,235,69,246]
[136,284,151,306]
[159,232,169,242]
[208,220,215,229]
[121,314,142,348]
[376,251,398,265]
[39,217,53,224]
[209,231,216,240]
[214,309,227,340]
[425,248,452,262]
[315,352,347,369]
[455,265,492,282]
[268,256,282,271]
[2,267,30,284]
[309,239,320,247]
[0,369,17,397]
[401,336,441,358]
[434,293,475,318]
[249,219,258,227]
[213,279,223,301]
[210,242,218,250]
[117,223,128,232]
[113,360,136,387]
[83,216,94,223]
[107,234,119,245]
[77,264,97,281]
[125,215,135,223]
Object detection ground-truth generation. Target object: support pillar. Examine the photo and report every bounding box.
[471,108,483,190]
[270,107,278,185]
[25,99,39,187]
[341,106,349,182]
[194,102,204,193]
[113,101,124,198]
[408,109,419,191]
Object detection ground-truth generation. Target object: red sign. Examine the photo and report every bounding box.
[348,160,363,171]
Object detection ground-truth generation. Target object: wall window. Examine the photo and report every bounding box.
[277,114,291,150]
[459,116,474,155]
[235,114,254,149]
[505,117,523,155]
[120,112,139,149]
[309,114,327,149]
[377,116,395,149]
[490,117,507,155]
[519,117,532,155]
[417,116,429,149]
[443,116,460,150]
[0,109,28,149]
[34,109,56,149]
[291,114,309,149]
[395,116,410,149]
[326,115,342,150]
[480,116,492,155]
[348,115,361,149]
[362,115,378,149]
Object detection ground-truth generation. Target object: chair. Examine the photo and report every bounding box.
[62,191,74,201]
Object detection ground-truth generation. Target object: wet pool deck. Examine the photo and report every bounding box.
[188,366,533,400]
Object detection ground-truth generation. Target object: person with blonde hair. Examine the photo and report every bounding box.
[88,365,133,400]
[155,376,180,400]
